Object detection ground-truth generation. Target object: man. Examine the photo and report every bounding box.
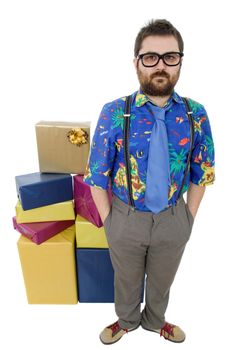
[83,19,215,344]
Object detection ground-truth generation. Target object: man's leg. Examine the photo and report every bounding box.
[141,198,194,330]
[104,196,153,329]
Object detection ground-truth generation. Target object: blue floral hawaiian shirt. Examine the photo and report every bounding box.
[83,89,215,211]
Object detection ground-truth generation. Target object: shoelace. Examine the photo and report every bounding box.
[107,321,128,336]
[160,322,175,339]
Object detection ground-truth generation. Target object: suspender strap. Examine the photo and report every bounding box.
[123,95,194,209]
[176,97,194,201]
[123,95,135,209]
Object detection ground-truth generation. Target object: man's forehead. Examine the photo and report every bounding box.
[140,35,179,53]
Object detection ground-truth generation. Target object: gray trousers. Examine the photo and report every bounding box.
[103,194,194,330]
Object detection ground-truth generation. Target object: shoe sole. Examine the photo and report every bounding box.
[140,324,186,343]
[99,323,140,345]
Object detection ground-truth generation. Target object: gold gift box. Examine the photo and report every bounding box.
[15,200,75,223]
[35,121,90,174]
[17,225,78,304]
[75,214,109,248]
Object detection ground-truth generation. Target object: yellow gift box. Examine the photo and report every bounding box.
[17,225,78,304]
[75,215,108,248]
[15,200,75,223]
[36,121,90,174]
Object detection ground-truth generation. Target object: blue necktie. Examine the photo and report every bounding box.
[144,102,171,213]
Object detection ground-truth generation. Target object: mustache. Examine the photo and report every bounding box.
[150,71,169,79]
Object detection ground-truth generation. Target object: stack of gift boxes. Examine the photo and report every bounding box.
[13,120,120,304]
[13,120,145,304]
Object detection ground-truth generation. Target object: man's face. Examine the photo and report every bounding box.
[134,35,182,97]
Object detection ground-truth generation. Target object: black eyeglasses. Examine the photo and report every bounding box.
[137,51,184,67]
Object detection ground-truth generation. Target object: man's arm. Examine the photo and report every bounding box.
[90,186,111,224]
[186,181,206,219]
[186,103,215,220]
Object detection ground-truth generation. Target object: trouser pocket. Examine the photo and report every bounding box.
[103,206,112,233]
[185,203,194,231]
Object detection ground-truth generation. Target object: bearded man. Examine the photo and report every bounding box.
[83,19,215,345]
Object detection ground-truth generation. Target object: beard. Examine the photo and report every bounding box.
[137,66,181,97]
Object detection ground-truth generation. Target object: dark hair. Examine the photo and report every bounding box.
[134,19,184,57]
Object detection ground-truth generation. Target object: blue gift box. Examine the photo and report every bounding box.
[15,172,73,210]
[76,248,144,303]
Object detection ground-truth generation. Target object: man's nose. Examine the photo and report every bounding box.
[155,57,167,70]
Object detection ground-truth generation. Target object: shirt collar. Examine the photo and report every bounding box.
[135,88,184,108]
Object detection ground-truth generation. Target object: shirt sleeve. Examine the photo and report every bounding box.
[190,106,215,186]
[83,102,116,190]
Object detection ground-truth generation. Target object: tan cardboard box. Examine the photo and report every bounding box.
[36,121,90,174]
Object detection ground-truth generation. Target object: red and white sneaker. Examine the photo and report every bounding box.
[99,320,140,345]
[142,321,186,343]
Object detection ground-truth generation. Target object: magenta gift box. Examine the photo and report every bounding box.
[12,217,75,244]
[73,175,112,228]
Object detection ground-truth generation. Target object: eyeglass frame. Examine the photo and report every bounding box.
[137,51,184,67]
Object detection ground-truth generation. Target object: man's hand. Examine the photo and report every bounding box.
[187,181,206,219]
[90,186,111,224]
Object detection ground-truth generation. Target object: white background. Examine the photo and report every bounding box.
[0,0,232,349]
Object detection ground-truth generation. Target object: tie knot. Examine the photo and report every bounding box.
[154,107,166,121]
[149,100,172,121]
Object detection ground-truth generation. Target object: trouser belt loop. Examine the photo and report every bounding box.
[171,206,174,215]
[172,198,180,215]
